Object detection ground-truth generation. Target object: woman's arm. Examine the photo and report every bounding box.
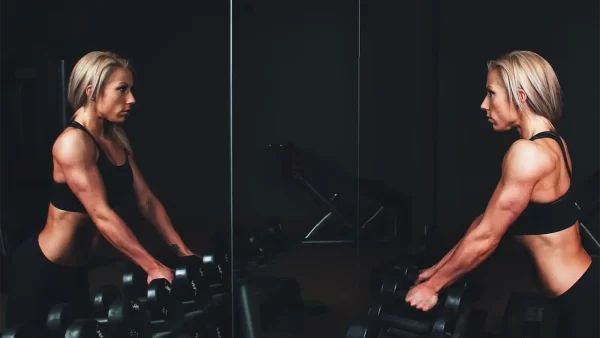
[424,140,550,292]
[54,131,165,273]
[127,154,193,256]
[433,214,484,270]
[415,214,483,284]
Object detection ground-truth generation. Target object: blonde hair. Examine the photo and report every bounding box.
[68,51,132,154]
[487,50,562,129]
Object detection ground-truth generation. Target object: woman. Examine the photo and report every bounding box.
[5,51,196,329]
[406,51,598,337]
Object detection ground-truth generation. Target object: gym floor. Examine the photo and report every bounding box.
[0,233,538,337]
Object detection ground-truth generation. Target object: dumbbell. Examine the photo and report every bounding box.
[366,302,455,338]
[103,296,187,338]
[151,249,215,310]
[346,317,380,338]
[370,260,420,294]
[378,264,421,290]
[380,281,464,314]
[47,303,114,338]
[48,288,147,338]
[172,255,213,311]
[449,277,482,304]
[122,263,177,320]
[92,283,204,338]
[202,245,231,292]
[89,284,149,337]
[64,319,113,338]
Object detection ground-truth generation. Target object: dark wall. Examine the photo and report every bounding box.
[354,0,599,248]
[1,0,230,246]
[233,0,360,233]
[435,0,600,242]
[1,0,597,249]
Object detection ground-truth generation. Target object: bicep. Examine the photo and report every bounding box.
[480,179,531,233]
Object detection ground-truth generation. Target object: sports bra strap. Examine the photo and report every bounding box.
[68,121,103,150]
[529,131,572,178]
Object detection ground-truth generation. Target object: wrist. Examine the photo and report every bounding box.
[141,257,163,273]
[424,276,443,293]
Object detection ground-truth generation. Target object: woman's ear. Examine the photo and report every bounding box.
[517,88,528,106]
[85,85,96,101]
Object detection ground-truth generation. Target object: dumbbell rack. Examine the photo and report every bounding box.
[350,258,485,338]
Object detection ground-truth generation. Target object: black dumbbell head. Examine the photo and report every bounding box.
[93,284,122,318]
[174,255,211,304]
[346,317,379,338]
[441,288,463,313]
[148,278,176,319]
[47,303,75,336]
[107,298,150,338]
[65,319,112,338]
[366,303,384,319]
[122,262,147,300]
[430,316,454,338]
[380,278,399,297]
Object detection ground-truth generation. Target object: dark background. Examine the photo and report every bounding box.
[1,0,230,248]
[0,0,598,334]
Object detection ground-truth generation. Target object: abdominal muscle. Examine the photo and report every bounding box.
[38,204,99,266]
[515,222,592,298]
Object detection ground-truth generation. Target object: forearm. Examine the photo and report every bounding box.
[141,197,191,254]
[94,211,161,272]
[431,214,484,271]
[426,231,497,293]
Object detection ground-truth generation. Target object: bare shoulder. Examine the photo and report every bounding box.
[52,128,97,165]
[502,139,553,180]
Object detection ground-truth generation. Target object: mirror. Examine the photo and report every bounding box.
[232,1,360,337]
[0,1,231,335]
[355,0,437,334]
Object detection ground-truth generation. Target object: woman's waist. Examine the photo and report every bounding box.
[529,249,592,297]
[38,222,97,266]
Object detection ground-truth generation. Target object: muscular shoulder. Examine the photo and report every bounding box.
[52,128,97,166]
[502,139,553,182]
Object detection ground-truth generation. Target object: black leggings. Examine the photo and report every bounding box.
[4,235,92,330]
[552,257,600,338]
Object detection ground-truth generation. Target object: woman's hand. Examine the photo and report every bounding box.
[146,264,174,285]
[405,283,439,311]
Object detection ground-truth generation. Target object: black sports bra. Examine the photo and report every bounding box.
[507,131,579,236]
[50,121,134,213]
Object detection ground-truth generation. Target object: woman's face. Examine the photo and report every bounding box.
[90,67,135,123]
[480,69,520,132]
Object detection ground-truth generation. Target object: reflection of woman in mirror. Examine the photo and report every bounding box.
[5,51,195,329]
